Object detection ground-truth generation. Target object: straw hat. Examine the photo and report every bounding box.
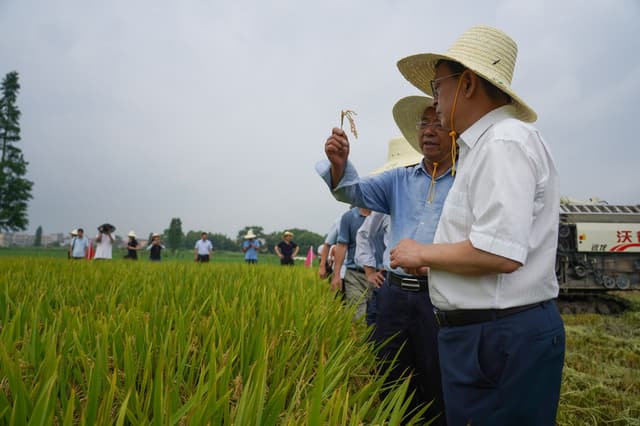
[370,136,424,175]
[283,231,294,238]
[70,229,78,236]
[391,96,435,156]
[244,229,257,239]
[397,25,536,123]
[128,231,136,238]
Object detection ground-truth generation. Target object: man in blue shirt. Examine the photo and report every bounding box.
[70,228,89,259]
[331,206,371,320]
[242,229,261,264]
[316,95,454,425]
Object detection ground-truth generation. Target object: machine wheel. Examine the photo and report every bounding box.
[603,275,616,289]
[573,265,587,279]
[616,275,631,290]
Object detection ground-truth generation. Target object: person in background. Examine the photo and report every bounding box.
[68,229,78,259]
[194,232,213,262]
[356,211,389,327]
[147,233,165,262]
[94,223,115,260]
[124,231,140,260]
[242,229,261,264]
[331,206,372,320]
[318,215,342,280]
[391,25,565,425]
[69,228,89,260]
[275,231,299,265]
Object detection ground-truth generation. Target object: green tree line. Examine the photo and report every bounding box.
[163,218,325,254]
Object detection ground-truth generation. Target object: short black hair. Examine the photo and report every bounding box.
[77,228,84,233]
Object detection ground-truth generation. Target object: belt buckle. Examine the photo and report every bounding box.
[400,277,421,292]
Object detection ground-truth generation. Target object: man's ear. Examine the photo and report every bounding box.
[462,70,478,98]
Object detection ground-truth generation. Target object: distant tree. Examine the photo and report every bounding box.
[164,218,184,253]
[34,225,42,247]
[183,230,202,249]
[0,71,33,232]
[208,233,238,251]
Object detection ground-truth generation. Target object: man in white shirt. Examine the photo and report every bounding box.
[355,211,389,326]
[391,26,565,425]
[194,232,213,262]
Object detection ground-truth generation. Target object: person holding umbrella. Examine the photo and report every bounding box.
[94,223,116,260]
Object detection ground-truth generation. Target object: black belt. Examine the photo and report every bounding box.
[434,300,552,327]
[347,267,365,273]
[388,272,428,292]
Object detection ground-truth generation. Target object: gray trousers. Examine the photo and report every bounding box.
[344,268,374,321]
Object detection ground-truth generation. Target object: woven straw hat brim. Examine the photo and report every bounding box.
[392,96,435,155]
[370,136,424,175]
[396,26,537,123]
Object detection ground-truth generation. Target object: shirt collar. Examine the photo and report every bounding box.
[458,104,517,150]
[410,160,453,181]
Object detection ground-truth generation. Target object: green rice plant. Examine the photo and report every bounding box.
[4,257,635,425]
[0,258,427,425]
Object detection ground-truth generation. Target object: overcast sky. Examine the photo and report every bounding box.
[1,0,639,240]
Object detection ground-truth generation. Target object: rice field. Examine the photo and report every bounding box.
[0,257,638,425]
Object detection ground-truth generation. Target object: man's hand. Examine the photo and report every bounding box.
[390,239,429,276]
[330,274,343,292]
[325,128,350,186]
[364,266,385,288]
[318,265,328,279]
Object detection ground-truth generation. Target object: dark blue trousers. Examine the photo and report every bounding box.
[372,281,446,425]
[365,287,379,326]
[437,301,565,425]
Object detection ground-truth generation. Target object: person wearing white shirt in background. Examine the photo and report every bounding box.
[391,26,565,425]
[94,223,115,260]
[355,211,389,327]
[194,232,213,262]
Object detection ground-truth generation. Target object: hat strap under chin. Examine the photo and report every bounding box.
[448,75,465,176]
[427,162,438,204]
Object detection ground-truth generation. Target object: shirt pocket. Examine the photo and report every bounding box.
[441,186,472,232]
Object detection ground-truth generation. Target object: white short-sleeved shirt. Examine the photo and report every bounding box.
[195,239,213,255]
[94,233,114,259]
[430,105,560,310]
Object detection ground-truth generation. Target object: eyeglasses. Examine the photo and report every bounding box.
[415,120,448,131]
[429,72,462,97]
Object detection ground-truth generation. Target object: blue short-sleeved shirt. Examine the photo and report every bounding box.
[243,239,261,261]
[337,207,368,270]
[71,236,89,258]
